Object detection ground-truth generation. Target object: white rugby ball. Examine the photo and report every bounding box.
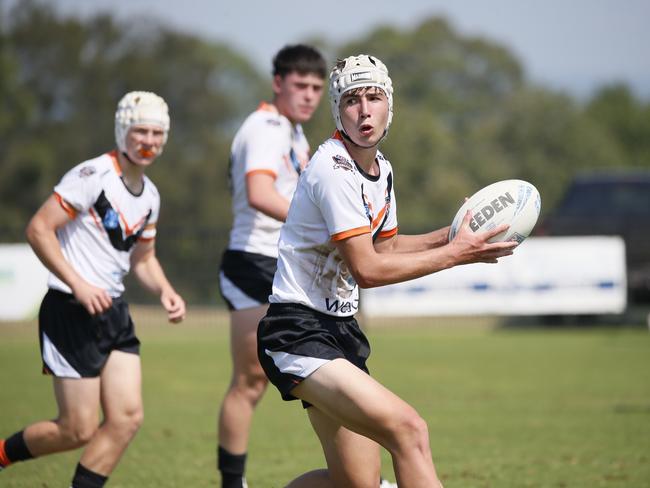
[448,179,541,244]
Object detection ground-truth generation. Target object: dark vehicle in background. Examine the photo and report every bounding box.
[536,172,650,303]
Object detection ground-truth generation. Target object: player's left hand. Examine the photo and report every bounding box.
[161,289,186,323]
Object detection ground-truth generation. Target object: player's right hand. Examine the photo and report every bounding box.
[449,210,518,265]
[72,281,113,315]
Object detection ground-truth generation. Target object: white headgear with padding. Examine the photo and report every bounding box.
[329,54,393,135]
[115,91,170,153]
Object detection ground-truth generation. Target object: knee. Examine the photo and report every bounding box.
[385,408,430,452]
[107,406,144,440]
[230,370,268,404]
[58,418,99,449]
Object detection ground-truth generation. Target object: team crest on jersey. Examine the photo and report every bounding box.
[332,155,354,172]
[102,209,120,230]
[78,166,96,178]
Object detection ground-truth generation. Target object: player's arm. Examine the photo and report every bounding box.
[25,194,113,315]
[130,239,186,323]
[246,171,291,222]
[374,226,451,254]
[335,211,516,288]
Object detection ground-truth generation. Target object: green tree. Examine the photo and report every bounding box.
[585,84,650,168]
[0,0,266,302]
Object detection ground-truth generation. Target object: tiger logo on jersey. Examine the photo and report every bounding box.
[332,154,354,172]
[78,166,96,178]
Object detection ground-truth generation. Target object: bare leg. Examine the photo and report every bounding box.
[218,305,269,453]
[77,351,143,475]
[286,469,331,488]
[292,359,442,488]
[287,406,382,488]
[22,377,101,456]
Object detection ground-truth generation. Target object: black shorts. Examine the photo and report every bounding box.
[257,303,371,406]
[218,249,277,310]
[39,289,140,378]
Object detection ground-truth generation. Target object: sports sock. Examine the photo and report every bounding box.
[1,431,34,467]
[218,446,247,488]
[70,463,108,488]
[0,439,8,468]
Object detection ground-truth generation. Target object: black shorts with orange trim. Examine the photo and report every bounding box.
[257,302,371,407]
[39,289,140,378]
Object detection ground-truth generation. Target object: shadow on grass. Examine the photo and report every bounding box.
[498,304,650,329]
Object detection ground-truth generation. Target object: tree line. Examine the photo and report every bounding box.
[1,1,649,303]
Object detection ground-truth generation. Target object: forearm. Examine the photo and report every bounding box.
[26,221,86,291]
[353,245,457,288]
[132,254,175,296]
[383,227,450,253]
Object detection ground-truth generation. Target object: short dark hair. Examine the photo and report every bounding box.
[272,44,326,79]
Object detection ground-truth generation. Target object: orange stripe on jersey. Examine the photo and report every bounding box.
[331,226,370,242]
[332,130,344,141]
[378,227,398,238]
[88,207,104,230]
[118,212,147,237]
[54,192,77,220]
[138,236,155,242]
[371,205,388,230]
[108,150,122,176]
[246,169,277,179]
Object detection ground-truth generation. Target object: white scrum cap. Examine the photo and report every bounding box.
[329,54,393,135]
[115,91,170,153]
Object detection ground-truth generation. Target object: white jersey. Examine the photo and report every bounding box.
[270,133,398,316]
[227,102,310,258]
[49,151,160,297]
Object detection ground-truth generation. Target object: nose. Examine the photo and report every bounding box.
[143,130,156,146]
[304,86,317,102]
[359,97,370,117]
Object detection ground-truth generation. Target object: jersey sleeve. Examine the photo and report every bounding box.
[53,162,103,217]
[311,166,371,241]
[244,118,290,178]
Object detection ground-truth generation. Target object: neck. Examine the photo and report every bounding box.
[272,97,296,125]
[117,151,145,193]
[342,139,378,175]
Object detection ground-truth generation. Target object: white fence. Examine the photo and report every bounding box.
[362,236,627,317]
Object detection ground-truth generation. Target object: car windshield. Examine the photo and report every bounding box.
[561,181,650,217]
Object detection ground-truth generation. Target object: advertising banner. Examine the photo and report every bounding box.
[0,244,48,321]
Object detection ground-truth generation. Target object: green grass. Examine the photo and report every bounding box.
[1,309,650,487]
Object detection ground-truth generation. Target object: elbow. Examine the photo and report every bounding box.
[25,217,42,246]
[247,195,267,214]
[351,268,382,289]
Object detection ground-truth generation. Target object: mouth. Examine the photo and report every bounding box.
[359,124,374,136]
[138,148,156,158]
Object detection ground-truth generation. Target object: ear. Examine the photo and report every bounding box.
[271,74,284,96]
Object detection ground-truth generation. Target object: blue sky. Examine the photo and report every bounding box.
[7,0,650,98]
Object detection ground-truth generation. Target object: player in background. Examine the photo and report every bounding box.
[257,55,519,488]
[0,91,186,488]
[215,44,326,488]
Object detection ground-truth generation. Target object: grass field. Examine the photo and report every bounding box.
[1,307,649,487]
